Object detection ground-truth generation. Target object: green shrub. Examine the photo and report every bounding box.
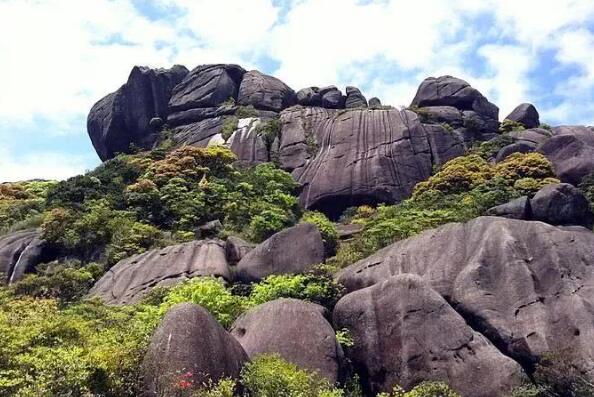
[499,119,526,133]
[378,382,460,397]
[159,278,247,328]
[221,117,238,142]
[106,221,162,266]
[257,118,282,149]
[301,211,339,255]
[414,155,493,196]
[240,354,341,397]
[248,271,344,309]
[236,105,259,118]
[494,152,557,183]
[473,134,515,159]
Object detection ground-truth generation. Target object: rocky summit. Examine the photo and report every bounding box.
[4,61,594,397]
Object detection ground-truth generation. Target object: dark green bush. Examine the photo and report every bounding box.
[301,211,339,255]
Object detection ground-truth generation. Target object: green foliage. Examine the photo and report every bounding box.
[236,105,259,118]
[494,152,557,184]
[0,292,159,397]
[240,354,341,397]
[301,211,338,254]
[500,119,526,133]
[0,180,57,235]
[414,155,493,196]
[221,116,238,142]
[106,221,162,266]
[377,382,460,397]
[335,328,355,347]
[257,118,282,149]
[473,134,515,160]
[11,260,103,304]
[248,271,344,309]
[579,172,594,209]
[159,277,247,328]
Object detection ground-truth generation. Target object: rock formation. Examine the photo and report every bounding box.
[337,217,594,379]
[235,223,325,282]
[230,298,344,382]
[0,229,54,283]
[143,303,248,396]
[238,70,296,112]
[334,274,524,396]
[538,126,594,184]
[90,239,232,304]
[505,103,540,128]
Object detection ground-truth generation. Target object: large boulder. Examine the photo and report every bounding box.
[486,196,531,220]
[530,183,593,228]
[368,97,382,108]
[230,298,344,382]
[333,274,524,396]
[505,103,540,128]
[495,142,535,163]
[238,70,296,112]
[538,126,594,184]
[88,65,189,160]
[344,86,367,108]
[168,64,245,112]
[224,236,254,265]
[0,229,52,284]
[294,109,465,218]
[509,128,552,146]
[235,223,325,282]
[320,86,345,109]
[296,87,322,107]
[337,217,594,379]
[90,239,232,304]
[143,303,248,396]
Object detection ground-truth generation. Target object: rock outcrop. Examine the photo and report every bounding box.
[143,303,248,396]
[293,108,465,217]
[344,86,367,108]
[505,103,540,129]
[230,298,344,382]
[90,239,232,304]
[531,183,594,228]
[0,229,53,284]
[238,70,296,112]
[410,75,500,142]
[235,223,325,282]
[88,65,188,160]
[538,125,594,184]
[337,217,594,379]
[320,86,345,109]
[334,274,524,396]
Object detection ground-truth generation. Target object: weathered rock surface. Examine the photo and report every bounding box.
[344,86,367,108]
[88,65,188,160]
[0,229,52,284]
[143,303,248,396]
[337,217,594,378]
[167,105,237,127]
[228,118,270,166]
[90,239,232,304]
[320,86,345,109]
[486,196,531,220]
[230,298,343,382]
[368,97,382,108]
[168,64,245,112]
[238,70,296,112]
[509,128,551,146]
[277,106,337,172]
[235,223,325,282]
[538,125,594,184]
[531,183,593,228]
[171,116,231,147]
[294,109,465,217]
[495,142,535,163]
[296,87,321,106]
[506,103,540,128]
[334,274,523,396]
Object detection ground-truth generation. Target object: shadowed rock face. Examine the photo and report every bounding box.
[334,274,524,396]
[88,65,189,161]
[530,183,594,228]
[538,125,594,185]
[0,229,54,284]
[506,103,540,128]
[235,223,325,282]
[143,303,248,396]
[294,108,465,218]
[90,239,231,304]
[337,217,594,379]
[230,298,344,382]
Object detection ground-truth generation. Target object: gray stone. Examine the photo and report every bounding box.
[168,64,245,112]
[90,239,231,304]
[344,86,367,108]
[143,303,248,396]
[337,217,594,379]
[319,86,345,109]
[224,236,253,265]
[297,87,322,106]
[509,128,552,146]
[506,103,540,128]
[228,118,270,166]
[486,196,531,219]
[295,109,465,218]
[495,142,536,163]
[368,97,382,108]
[230,298,343,382]
[238,70,296,112]
[416,106,463,127]
[167,105,237,127]
[0,229,52,283]
[334,274,524,396]
[88,65,189,160]
[235,223,325,282]
[538,126,594,184]
[531,183,593,228]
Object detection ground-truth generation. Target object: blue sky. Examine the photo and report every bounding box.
[2,0,594,182]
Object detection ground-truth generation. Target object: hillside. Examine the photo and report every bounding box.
[1,64,594,397]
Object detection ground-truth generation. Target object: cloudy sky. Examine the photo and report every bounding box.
[1,0,594,182]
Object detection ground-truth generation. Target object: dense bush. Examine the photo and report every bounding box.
[377,382,460,397]
[301,211,339,255]
[0,180,56,234]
